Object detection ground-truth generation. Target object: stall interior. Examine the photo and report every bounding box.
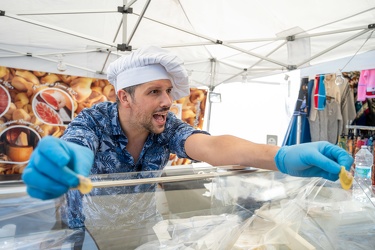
[1,168,375,249]
[285,68,375,184]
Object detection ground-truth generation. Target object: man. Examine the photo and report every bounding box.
[23,45,353,201]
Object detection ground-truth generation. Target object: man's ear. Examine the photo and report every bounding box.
[117,89,131,107]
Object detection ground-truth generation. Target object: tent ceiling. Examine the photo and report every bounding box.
[0,0,374,90]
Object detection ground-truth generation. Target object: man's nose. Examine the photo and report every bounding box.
[160,91,173,106]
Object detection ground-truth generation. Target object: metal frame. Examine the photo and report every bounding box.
[0,3,374,90]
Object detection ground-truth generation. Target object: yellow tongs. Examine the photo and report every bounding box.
[76,167,257,194]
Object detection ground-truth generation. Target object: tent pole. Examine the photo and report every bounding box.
[297,25,369,39]
[247,41,287,70]
[224,43,289,68]
[214,41,287,88]
[132,14,288,67]
[0,49,99,57]
[122,0,128,44]
[98,18,124,74]
[125,0,138,9]
[0,47,99,73]
[297,29,370,67]
[3,11,116,48]
[296,115,301,145]
[98,0,133,74]
[206,59,217,133]
[126,0,151,45]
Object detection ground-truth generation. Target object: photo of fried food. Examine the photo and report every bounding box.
[0,85,10,116]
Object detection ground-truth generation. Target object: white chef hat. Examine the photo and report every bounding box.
[107,45,190,100]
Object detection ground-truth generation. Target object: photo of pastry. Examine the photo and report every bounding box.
[0,85,10,117]
[170,103,182,119]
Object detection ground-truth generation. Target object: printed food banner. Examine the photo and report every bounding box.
[0,66,207,177]
[168,88,207,166]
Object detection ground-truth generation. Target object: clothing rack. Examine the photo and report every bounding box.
[346,125,375,135]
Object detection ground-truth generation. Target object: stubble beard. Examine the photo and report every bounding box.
[135,109,165,135]
[129,97,167,135]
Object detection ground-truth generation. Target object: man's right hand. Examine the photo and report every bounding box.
[22,136,94,200]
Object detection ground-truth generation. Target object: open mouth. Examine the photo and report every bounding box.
[153,112,167,125]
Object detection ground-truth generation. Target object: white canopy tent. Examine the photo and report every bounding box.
[1,0,375,143]
[1,0,374,86]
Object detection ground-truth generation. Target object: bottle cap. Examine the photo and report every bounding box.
[361,145,368,149]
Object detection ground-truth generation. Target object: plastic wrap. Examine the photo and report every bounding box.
[2,169,375,249]
[1,229,85,250]
[0,190,97,249]
[60,169,255,249]
[60,171,166,249]
[136,213,252,250]
[225,172,375,249]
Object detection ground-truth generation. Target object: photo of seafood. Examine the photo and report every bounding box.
[32,88,74,125]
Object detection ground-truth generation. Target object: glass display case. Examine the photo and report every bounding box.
[1,164,375,249]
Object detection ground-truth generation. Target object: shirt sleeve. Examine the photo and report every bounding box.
[165,113,210,160]
[60,108,100,152]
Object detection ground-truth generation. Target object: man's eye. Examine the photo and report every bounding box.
[150,90,158,94]
[167,89,172,94]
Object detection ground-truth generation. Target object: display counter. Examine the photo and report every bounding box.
[1,164,375,249]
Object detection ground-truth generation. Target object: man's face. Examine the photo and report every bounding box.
[128,79,173,134]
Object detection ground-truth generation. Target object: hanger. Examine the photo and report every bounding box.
[326,95,335,101]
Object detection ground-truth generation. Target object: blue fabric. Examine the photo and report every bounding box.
[61,102,208,174]
[282,78,312,146]
[275,141,354,181]
[316,75,326,110]
[59,101,209,228]
[307,79,314,117]
[283,114,311,146]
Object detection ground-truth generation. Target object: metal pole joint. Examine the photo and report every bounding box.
[287,65,297,70]
[117,44,132,51]
[117,6,133,14]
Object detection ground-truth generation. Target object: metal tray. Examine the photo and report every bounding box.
[0,174,22,183]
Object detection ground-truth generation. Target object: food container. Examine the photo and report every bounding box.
[6,145,33,162]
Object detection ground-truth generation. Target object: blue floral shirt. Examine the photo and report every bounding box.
[60,101,209,228]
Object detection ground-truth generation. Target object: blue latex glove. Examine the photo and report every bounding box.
[275,141,353,181]
[22,136,94,200]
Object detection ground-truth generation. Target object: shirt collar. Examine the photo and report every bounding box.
[111,103,124,136]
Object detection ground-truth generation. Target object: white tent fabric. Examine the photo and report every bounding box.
[0,0,375,90]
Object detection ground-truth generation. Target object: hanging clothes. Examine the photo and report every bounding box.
[313,75,326,110]
[309,74,342,144]
[309,99,342,144]
[357,69,375,101]
[325,74,343,135]
[348,71,375,126]
[339,73,356,135]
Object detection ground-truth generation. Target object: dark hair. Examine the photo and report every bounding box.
[116,85,138,104]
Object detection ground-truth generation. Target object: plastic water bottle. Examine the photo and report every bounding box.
[354,145,373,179]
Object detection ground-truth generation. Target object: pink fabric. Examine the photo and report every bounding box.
[313,75,320,109]
[357,69,375,101]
